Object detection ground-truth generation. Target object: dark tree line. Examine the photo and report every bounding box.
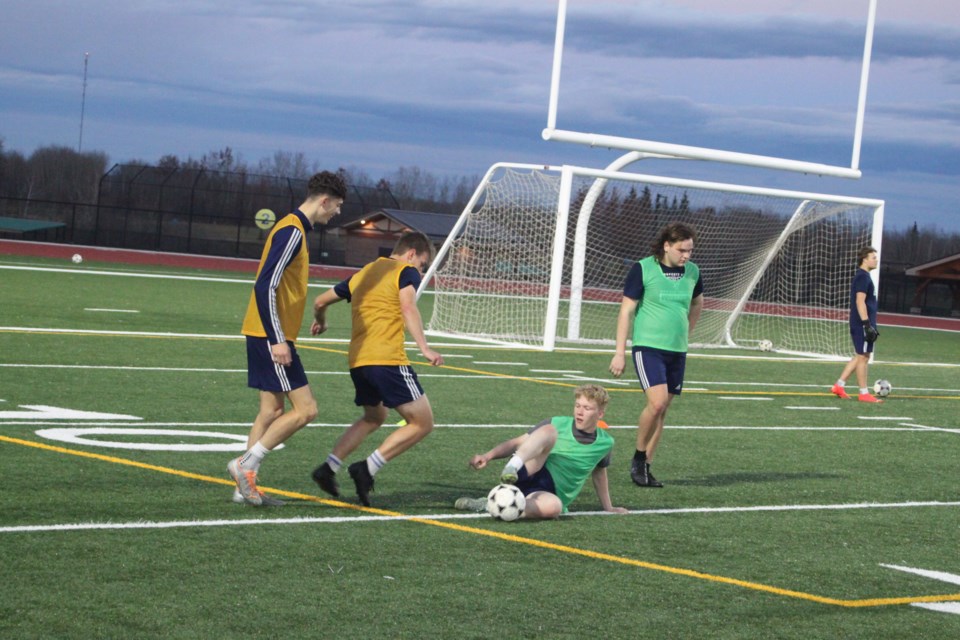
[0,140,480,216]
[1,138,958,265]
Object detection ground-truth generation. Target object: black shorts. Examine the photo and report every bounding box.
[350,364,425,408]
[632,346,687,395]
[246,336,308,393]
[515,464,557,497]
[849,326,875,355]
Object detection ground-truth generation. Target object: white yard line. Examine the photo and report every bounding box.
[3,500,958,534]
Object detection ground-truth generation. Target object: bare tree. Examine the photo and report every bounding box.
[256,150,313,179]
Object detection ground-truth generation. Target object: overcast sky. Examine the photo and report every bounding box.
[1,0,958,232]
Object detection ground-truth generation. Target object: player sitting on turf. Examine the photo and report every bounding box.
[454,384,628,519]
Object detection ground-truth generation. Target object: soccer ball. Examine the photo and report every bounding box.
[873,379,891,397]
[71,253,83,264]
[758,339,773,352]
[486,484,525,522]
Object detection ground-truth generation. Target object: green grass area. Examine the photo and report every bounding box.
[2,256,959,638]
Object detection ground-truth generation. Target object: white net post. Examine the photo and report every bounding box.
[425,163,883,358]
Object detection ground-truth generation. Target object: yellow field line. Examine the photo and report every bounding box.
[3,433,959,608]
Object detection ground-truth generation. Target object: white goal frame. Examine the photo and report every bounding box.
[419,162,884,357]
[543,0,879,179]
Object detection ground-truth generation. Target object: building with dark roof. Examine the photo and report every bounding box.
[338,209,458,266]
[905,252,960,316]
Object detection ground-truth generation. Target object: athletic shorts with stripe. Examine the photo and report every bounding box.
[849,326,875,356]
[631,346,687,395]
[350,364,425,408]
[246,336,309,393]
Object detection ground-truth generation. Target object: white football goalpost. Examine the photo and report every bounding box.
[417,1,884,359]
[419,162,883,359]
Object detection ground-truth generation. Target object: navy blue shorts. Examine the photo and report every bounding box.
[350,365,424,408]
[632,346,687,395]
[850,326,875,355]
[515,464,557,497]
[246,336,309,393]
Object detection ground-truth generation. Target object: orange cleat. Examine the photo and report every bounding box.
[858,393,883,403]
[831,383,851,399]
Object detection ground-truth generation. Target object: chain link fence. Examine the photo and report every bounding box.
[0,164,399,265]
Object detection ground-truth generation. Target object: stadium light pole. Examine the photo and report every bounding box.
[78,52,89,152]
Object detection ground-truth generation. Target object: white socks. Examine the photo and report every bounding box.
[367,449,387,477]
[239,441,270,472]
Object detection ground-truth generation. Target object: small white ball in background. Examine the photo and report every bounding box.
[71,253,83,264]
[758,339,773,352]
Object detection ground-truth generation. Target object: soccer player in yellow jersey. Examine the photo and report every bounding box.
[310,231,444,506]
[227,171,346,506]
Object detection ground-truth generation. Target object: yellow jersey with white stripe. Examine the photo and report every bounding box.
[240,211,311,344]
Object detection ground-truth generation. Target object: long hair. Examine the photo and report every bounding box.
[651,222,697,259]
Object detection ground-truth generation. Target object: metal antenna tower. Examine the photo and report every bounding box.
[78,52,89,152]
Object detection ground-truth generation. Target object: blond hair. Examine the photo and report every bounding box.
[574,384,609,411]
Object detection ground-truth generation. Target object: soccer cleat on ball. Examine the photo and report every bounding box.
[486,483,526,522]
[758,339,773,352]
[873,379,891,398]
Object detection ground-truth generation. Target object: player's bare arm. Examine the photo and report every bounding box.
[610,296,638,377]
[469,434,528,469]
[592,467,628,514]
[688,293,704,335]
[311,288,342,335]
[399,285,444,366]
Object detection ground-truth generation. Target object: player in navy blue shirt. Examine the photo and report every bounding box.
[831,247,883,403]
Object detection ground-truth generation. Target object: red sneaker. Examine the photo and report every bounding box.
[858,393,883,403]
[831,384,851,399]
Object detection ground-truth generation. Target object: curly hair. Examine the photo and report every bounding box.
[306,171,347,200]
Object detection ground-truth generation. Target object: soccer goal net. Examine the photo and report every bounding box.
[421,163,883,359]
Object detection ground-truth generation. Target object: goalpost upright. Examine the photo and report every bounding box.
[421,1,885,359]
[421,163,884,359]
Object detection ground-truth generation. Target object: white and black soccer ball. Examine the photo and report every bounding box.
[71,253,83,264]
[873,379,892,398]
[486,483,525,522]
[758,339,773,352]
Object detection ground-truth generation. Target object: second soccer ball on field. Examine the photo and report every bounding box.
[487,484,525,521]
[758,339,773,352]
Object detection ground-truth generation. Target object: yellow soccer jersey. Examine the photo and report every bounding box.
[241,212,310,344]
[345,257,420,368]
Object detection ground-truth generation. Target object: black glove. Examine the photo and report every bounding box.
[863,320,879,343]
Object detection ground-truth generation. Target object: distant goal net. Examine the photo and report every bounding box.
[421,163,883,359]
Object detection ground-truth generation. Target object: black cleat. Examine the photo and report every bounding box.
[311,462,340,498]
[348,461,375,506]
[631,460,664,488]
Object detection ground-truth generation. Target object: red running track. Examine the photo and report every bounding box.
[2,239,958,332]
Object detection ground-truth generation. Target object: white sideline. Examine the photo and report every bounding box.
[3,500,958,535]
